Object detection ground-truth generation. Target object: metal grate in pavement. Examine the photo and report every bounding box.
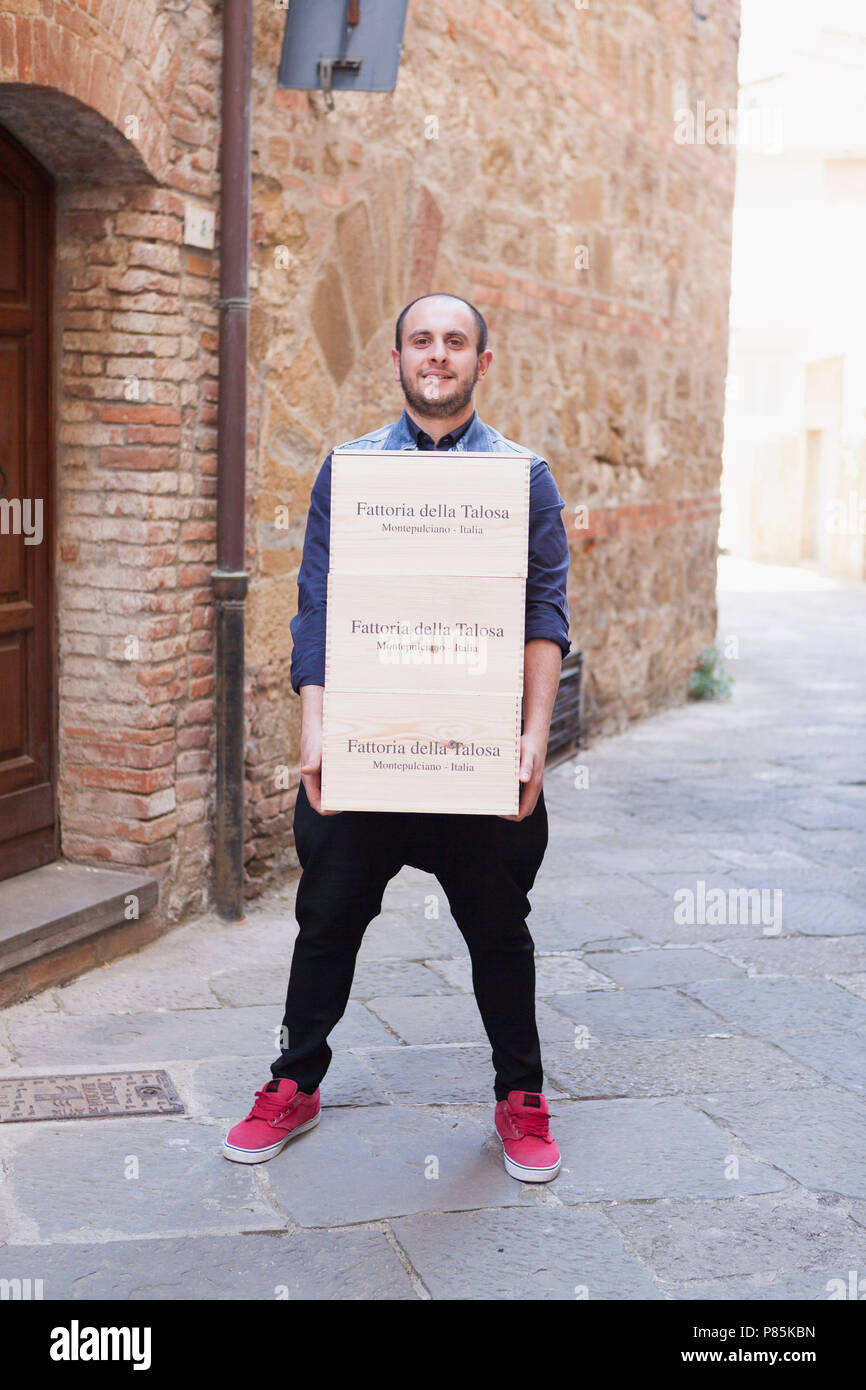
[0,1070,184,1123]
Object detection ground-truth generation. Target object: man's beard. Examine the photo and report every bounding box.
[399,358,479,419]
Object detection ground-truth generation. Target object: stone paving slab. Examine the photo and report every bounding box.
[208,968,289,1008]
[0,1119,287,1242]
[603,1193,866,1284]
[363,995,579,1046]
[262,1104,536,1226]
[682,977,866,1036]
[544,986,734,1040]
[528,872,635,900]
[546,1099,790,1203]
[129,915,298,977]
[750,1030,866,1099]
[584,890,680,933]
[391,1205,663,1300]
[581,947,745,988]
[694,1088,866,1197]
[427,952,613,995]
[540,1036,824,1100]
[210,958,462,1009]
[661,1267,865,1300]
[568,843,730,875]
[352,960,460,998]
[779,798,866,832]
[186,1050,390,1121]
[0,1231,419,1299]
[353,913,464,961]
[708,847,819,872]
[795,830,866,869]
[522,904,633,953]
[52,961,218,1015]
[636,866,864,901]
[358,1045,567,1105]
[0,1001,397,1071]
[778,893,866,936]
[709,935,866,977]
[587,891,774,945]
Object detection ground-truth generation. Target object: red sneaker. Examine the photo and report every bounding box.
[222,1079,320,1164]
[495,1091,561,1182]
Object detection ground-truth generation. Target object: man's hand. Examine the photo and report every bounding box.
[500,730,548,820]
[298,684,340,815]
[499,637,562,821]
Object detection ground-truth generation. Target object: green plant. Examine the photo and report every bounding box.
[688,644,734,700]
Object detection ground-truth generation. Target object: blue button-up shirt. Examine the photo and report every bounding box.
[289,407,572,692]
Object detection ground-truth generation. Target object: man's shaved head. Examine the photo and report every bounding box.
[395,293,488,355]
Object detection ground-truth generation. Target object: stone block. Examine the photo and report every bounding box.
[1,1119,286,1241]
[263,1104,530,1225]
[604,1192,866,1284]
[542,1035,823,1100]
[0,1230,417,1300]
[549,1098,789,1203]
[310,262,354,386]
[392,1206,662,1300]
[186,1049,389,1120]
[365,995,577,1047]
[429,952,613,995]
[582,947,744,988]
[360,1044,566,1106]
[698,1086,866,1197]
[683,977,866,1037]
[545,985,735,1040]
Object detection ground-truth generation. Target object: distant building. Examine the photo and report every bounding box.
[722,1,866,578]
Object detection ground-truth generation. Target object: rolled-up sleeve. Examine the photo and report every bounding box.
[289,453,333,693]
[525,461,572,657]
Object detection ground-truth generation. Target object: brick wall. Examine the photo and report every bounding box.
[0,0,222,923]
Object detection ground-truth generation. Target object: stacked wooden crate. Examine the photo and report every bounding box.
[322,449,531,814]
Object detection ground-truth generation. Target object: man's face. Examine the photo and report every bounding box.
[391,297,492,419]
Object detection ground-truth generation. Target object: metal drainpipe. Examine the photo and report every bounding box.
[212,0,253,920]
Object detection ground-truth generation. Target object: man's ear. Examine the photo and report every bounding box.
[476,349,493,381]
[391,347,402,381]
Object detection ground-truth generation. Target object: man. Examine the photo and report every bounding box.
[223,293,572,1182]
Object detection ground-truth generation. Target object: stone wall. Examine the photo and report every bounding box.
[0,0,741,916]
[245,0,741,892]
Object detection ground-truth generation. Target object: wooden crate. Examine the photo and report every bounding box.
[321,690,522,814]
[325,571,526,693]
[329,450,529,575]
[322,449,530,814]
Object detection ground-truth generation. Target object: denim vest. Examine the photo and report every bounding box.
[334,409,548,475]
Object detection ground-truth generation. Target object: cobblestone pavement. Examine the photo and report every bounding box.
[1,558,865,1300]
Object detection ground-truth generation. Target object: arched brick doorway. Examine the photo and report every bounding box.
[0,122,55,881]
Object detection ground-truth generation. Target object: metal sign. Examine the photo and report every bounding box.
[0,1070,184,1123]
[278,0,410,103]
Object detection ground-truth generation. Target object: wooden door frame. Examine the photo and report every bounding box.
[0,120,58,879]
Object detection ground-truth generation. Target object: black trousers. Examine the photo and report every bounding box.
[271,780,549,1101]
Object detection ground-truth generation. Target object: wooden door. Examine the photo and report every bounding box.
[0,124,56,880]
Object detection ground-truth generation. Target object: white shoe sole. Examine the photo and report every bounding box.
[222,1109,321,1164]
[500,1137,561,1183]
